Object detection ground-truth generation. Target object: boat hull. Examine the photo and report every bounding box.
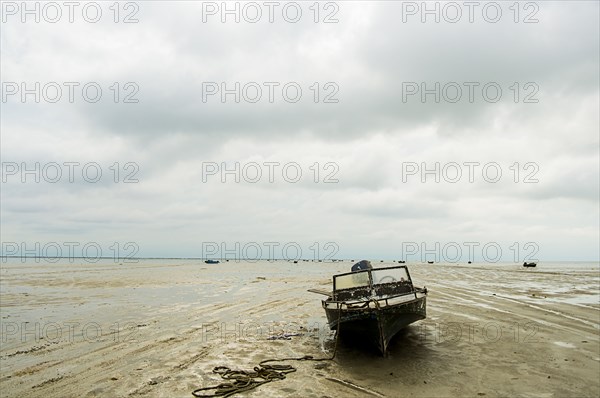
[324,296,426,355]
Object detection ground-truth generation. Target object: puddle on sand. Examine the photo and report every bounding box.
[553,341,576,348]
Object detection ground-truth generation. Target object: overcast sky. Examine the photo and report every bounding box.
[1,1,598,262]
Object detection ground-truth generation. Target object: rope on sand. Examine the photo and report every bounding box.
[191,305,344,397]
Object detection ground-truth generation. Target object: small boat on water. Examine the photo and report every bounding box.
[204,259,220,264]
[310,260,427,355]
[523,262,537,267]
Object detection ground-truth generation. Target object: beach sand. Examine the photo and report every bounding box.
[1,260,599,397]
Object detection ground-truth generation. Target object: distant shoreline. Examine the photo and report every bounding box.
[1,257,598,263]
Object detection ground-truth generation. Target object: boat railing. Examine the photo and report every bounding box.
[334,285,372,301]
[328,287,426,309]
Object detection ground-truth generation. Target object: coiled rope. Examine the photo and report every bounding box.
[191,304,344,397]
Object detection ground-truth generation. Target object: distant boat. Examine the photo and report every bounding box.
[398,260,405,263]
[204,259,220,264]
[427,261,434,264]
[310,261,427,355]
[468,261,472,264]
[523,262,537,267]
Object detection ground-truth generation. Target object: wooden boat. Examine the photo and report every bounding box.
[204,259,220,264]
[310,263,427,355]
[523,262,537,267]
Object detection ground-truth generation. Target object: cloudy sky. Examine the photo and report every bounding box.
[1,1,598,262]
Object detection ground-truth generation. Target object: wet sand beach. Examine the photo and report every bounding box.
[1,260,599,397]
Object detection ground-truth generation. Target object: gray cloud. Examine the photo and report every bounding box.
[1,1,598,260]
